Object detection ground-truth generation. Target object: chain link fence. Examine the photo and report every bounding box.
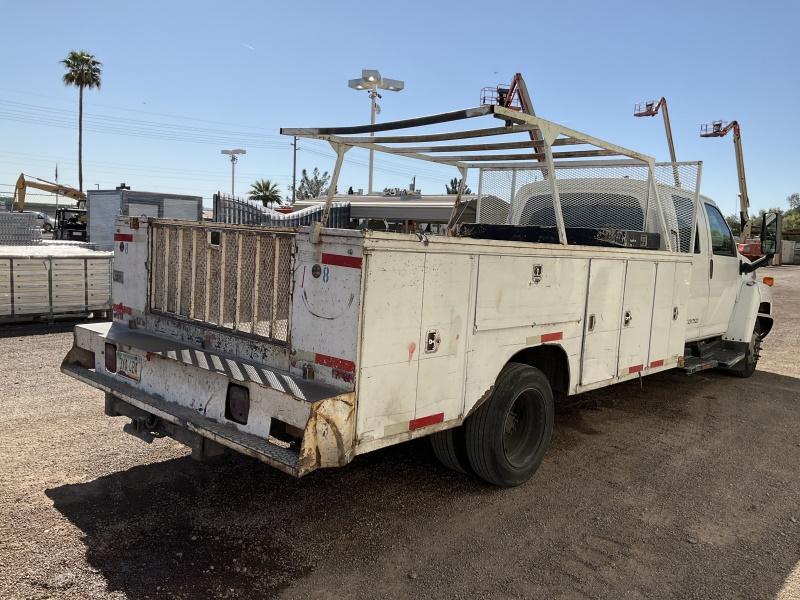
[475,161,702,252]
[150,222,294,343]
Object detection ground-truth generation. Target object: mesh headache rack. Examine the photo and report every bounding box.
[281,103,702,252]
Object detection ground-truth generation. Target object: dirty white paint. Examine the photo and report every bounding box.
[63,206,773,476]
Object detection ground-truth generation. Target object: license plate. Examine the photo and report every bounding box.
[117,351,142,381]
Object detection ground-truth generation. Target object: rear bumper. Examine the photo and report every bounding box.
[61,323,355,477]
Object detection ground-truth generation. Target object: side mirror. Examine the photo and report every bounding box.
[760,211,779,256]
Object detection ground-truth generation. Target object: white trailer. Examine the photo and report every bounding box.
[62,104,776,486]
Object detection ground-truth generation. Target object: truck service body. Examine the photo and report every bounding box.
[62,104,774,486]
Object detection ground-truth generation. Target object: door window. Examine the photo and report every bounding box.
[704,204,736,256]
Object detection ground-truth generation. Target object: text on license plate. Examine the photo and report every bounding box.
[117,351,142,381]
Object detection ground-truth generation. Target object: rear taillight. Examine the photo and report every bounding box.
[225,383,250,425]
[105,342,117,372]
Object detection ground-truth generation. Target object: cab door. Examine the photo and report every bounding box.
[701,203,740,337]
[685,207,710,341]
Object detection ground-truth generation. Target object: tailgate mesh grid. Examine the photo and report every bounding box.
[150,223,294,342]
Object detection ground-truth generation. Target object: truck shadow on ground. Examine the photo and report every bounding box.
[0,319,94,339]
[46,368,800,599]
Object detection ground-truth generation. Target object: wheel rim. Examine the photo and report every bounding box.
[502,389,545,468]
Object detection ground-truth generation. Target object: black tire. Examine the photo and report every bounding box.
[430,425,471,474]
[465,362,554,487]
[731,324,762,378]
[43,223,53,232]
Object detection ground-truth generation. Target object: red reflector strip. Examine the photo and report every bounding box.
[628,364,644,374]
[540,331,563,343]
[321,253,362,269]
[649,359,664,368]
[314,353,355,373]
[114,233,134,242]
[409,412,444,430]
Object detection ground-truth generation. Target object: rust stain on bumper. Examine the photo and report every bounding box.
[298,392,355,475]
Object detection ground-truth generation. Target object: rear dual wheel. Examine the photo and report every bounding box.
[430,363,554,487]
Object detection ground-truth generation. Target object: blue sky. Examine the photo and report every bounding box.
[1,0,798,215]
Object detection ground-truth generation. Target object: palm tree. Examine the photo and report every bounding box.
[61,50,102,193]
[445,177,472,195]
[249,179,283,207]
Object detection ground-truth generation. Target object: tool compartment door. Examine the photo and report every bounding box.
[667,263,691,362]
[356,251,425,443]
[647,262,676,369]
[415,253,473,424]
[580,259,626,386]
[617,260,657,376]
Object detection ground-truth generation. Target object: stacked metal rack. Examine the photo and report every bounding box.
[0,213,42,246]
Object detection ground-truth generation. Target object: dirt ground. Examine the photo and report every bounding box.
[1,266,799,600]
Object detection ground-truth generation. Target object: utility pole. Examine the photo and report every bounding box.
[292,136,298,204]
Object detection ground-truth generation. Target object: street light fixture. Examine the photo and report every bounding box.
[348,69,404,194]
[221,148,246,196]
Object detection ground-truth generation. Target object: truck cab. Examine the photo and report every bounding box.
[684,197,774,375]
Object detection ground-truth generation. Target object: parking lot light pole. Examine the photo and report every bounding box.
[221,149,246,196]
[348,69,404,194]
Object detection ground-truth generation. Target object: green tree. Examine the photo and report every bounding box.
[725,214,742,236]
[249,179,282,207]
[293,168,330,200]
[784,211,800,231]
[61,50,102,193]
[445,177,472,195]
[786,192,800,212]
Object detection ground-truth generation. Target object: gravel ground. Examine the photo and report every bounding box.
[1,266,799,600]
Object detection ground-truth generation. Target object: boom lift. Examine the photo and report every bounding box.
[634,98,681,187]
[12,173,86,212]
[699,120,751,239]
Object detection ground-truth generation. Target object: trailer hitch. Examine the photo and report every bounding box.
[122,414,164,444]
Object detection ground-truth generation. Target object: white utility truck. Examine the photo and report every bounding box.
[62,104,777,486]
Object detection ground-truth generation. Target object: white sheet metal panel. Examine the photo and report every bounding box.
[667,263,691,361]
[163,198,200,220]
[0,259,10,315]
[357,251,425,442]
[647,262,676,369]
[617,260,657,375]
[88,191,122,251]
[581,259,625,385]
[415,253,473,422]
[290,231,363,387]
[128,203,160,218]
[475,255,587,331]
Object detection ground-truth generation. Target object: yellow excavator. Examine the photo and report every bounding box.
[12,173,86,212]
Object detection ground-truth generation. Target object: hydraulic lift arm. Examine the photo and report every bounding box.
[13,173,86,212]
[700,121,751,238]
